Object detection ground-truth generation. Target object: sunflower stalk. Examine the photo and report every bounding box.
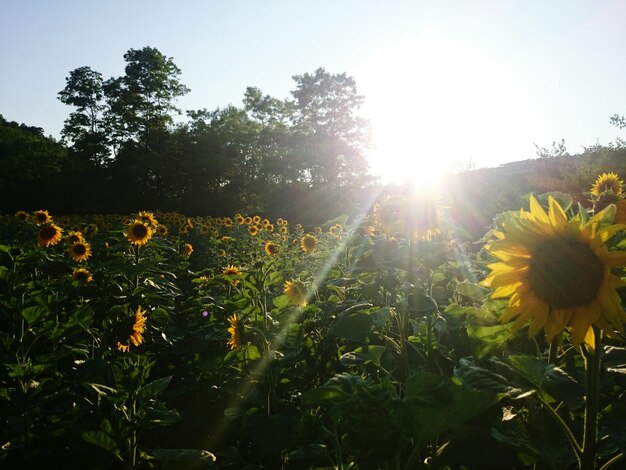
[580,327,602,470]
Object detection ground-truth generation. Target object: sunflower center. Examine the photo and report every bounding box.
[528,236,604,308]
[74,244,87,255]
[132,224,148,238]
[40,225,57,240]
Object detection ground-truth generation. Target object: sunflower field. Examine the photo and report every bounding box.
[3,174,626,469]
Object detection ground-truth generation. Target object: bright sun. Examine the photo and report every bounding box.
[355,29,537,188]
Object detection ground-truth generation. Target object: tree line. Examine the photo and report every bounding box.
[1,47,375,222]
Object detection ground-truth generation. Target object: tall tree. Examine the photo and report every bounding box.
[58,66,109,166]
[104,47,190,151]
[290,68,371,186]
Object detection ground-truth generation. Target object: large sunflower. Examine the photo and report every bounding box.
[284,280,308,307]
[37,224,63,247]
[125,220,153,245]
[481,195,626,347]
[590,172,624,197]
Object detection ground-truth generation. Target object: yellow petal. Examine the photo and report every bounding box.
[583,327,596,352]
[548,196,568,228]
[529,195,550,224]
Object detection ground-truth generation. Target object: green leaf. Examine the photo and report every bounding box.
[371,307,391,327]
[81,431,120,457]
[151,307,171,325]
[467,323,513,358]
[340,345,386,367]
[507,355,583,408]
[21,305,48,324]
[139,376,172,400]
[456,282,490,302]
[273,294,290,309]
[152,449,216,469]
[405,372,501,439]
[329,313,372,342]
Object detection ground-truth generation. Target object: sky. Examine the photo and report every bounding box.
[2,0,625,183]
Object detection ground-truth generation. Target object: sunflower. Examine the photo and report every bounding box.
[65,231,85,245]
[118,307,147,351]
[481,195,626,348]
[253,215,261,224]
[227,314,242,349]
[218,249,226,257]
[138,211,158,227]
[156,224,168,236]
[126,220,153,245]
[72,267,93,283]
[33,210,52,225]
[249,225,259,236]
[590,172,624,197]
[14,210,29,222]
[37,224,63,247]
[301,234,317,254]
[129,306,147,347]
[236,215,245,225]
[264,241,278,256]
[183,243,193,256]
[280,226,288,235]
[68,241,92,262]
[284,280,308,307]
[224,264,240,276]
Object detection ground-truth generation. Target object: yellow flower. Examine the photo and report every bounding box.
[481,195,626,348]
[33,210,52,225]
[227,314,242,349]
[72,267,93,283]
[138,211,158,227]
[120,307,148,350]
[156,224,168,235]
[65,231,85,245]
[68,241,92,262]
[264,241,278,256]
[249,225,259,236]
[126,220,153,245]
[280,226,288,234]
[284,280,308,307]
[301,234,317,254]
[590,172,624,197]
[14,210,29,222]
[37,224,63,247]
[236,215,245,225]
[183,243,193,256]
[244,216,252,225]
[253,215,261,224]
[224,264,240,276]
[218,249,226,257]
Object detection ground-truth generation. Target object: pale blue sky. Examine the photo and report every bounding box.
[2,1,625,182]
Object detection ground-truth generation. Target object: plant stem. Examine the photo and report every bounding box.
[599,452,624,470]
[580,327,602,470]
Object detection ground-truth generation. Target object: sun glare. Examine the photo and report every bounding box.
[356,29,537,188]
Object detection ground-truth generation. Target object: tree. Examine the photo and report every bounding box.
[58,66,109,166]
[290,68,371,186]
[104,47,190,151]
